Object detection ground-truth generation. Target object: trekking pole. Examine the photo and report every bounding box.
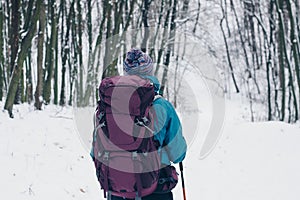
[179,162,187,200]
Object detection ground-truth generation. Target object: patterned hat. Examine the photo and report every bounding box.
[123,48,153,75]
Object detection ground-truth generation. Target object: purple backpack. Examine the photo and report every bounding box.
[92,75,161,199]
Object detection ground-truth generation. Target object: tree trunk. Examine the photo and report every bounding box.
[34,0,45,110]
[149,0,164,59]
[220,0,239,93]
[76,0,83,106]
[141,0,150,52]
[44,0,58,104]
[287,84,292,123]
[82,0,96,106]
[0,61,2,101]
[53,2,59,105]
[295,0,300,56]
[43,1,51,104]
[267,0,276,120]
[230,0,262,96]
[92,0,110,104]
[60,0,75,106]
[10,0,21,104]
[160,0,177,94]
[286,0,300,116]
[0,2,4,100]
[107,0,125,75]
[276,0,286,121]
[4,0,40,117]
[19,67,24,103]
[25,51,33,103]
[193,0,200,33]
[102,0,115,79]
[276,0,298,121]
[9,0,20,76]
[154,0,171,77]
[69,2,78,106]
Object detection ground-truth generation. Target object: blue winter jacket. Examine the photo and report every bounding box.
[90,76,187,165]
[144,75,187,165]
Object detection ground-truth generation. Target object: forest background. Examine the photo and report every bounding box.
[0,0,300,124]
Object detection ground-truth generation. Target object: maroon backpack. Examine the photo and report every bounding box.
[92,75,161,199]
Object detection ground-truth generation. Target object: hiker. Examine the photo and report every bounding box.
[91,48,187,200]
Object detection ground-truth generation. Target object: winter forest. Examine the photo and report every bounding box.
[0,0,300,124]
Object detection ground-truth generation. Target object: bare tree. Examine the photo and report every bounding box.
[220,0,239,93]
[60,0,75,106]
[0,1,4,100]
[34,0,46,110]
[4,0,40,117]
[44,0,59,105]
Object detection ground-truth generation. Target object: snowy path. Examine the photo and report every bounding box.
[1,102,300,200]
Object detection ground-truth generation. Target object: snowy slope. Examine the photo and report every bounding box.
[183,121,300,200]
[1,101,300,200]
[0,104,100,200]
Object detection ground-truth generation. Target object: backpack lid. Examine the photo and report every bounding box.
[99,75,155,117]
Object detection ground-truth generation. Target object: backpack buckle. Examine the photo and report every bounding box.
[135,118,144,126]
[99,121,106,128]
[98,112,104,121]
[143,152,148,157]
[103,152,109,161]
[141,117,150,125]
[135,117,150,127]
[132,152,138,160]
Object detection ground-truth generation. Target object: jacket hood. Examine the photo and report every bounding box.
[142,75,160,94]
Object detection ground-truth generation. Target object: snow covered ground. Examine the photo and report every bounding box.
[1,98,300,200]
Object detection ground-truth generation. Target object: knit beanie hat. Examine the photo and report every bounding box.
[123,48,154,76]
